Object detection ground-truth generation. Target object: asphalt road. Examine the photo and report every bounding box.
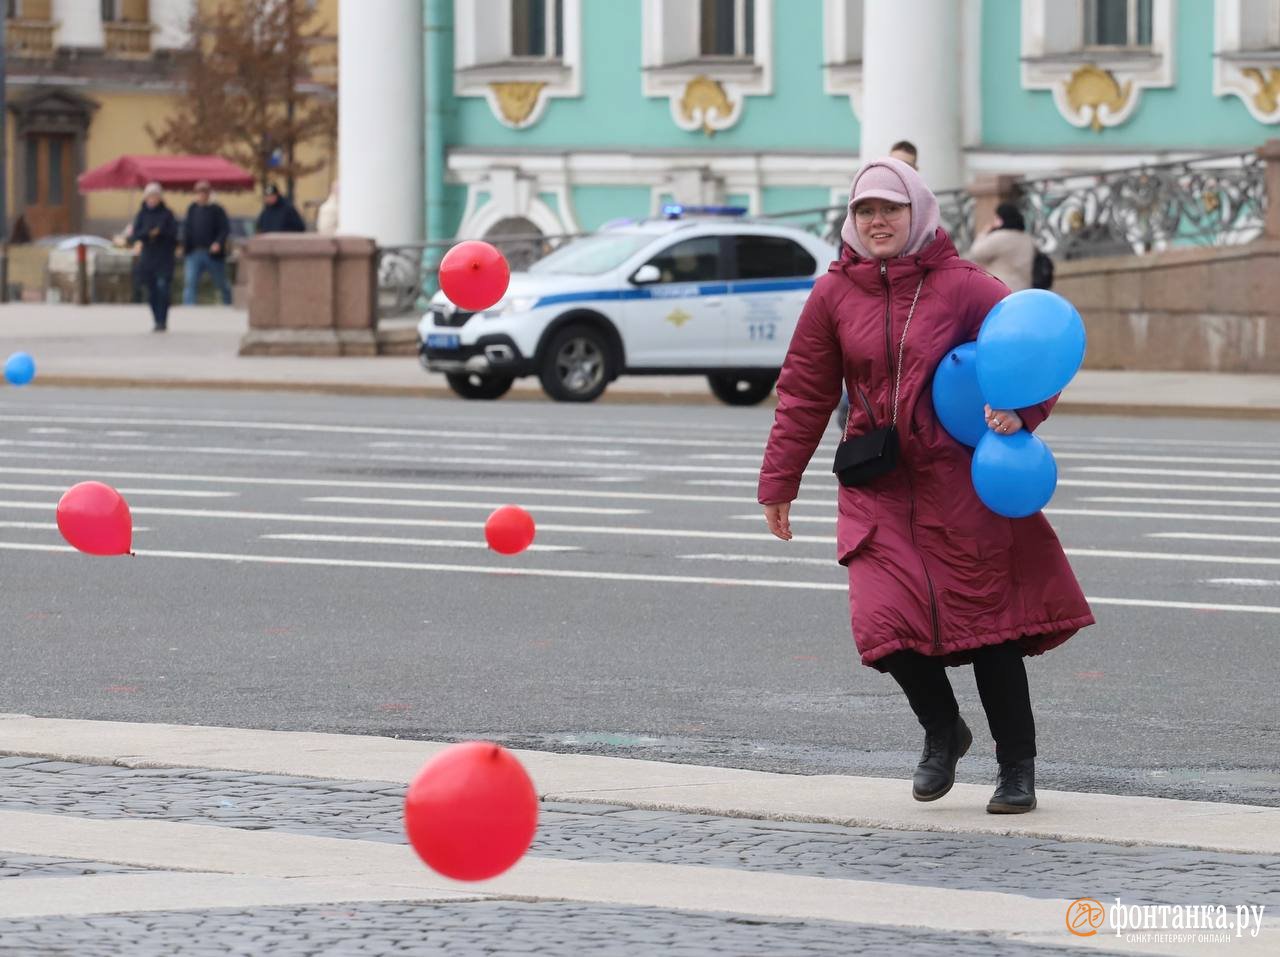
[1,387,1277,805]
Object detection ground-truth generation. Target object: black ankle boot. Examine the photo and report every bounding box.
[912,716,972,801]
[987,757,1036,813]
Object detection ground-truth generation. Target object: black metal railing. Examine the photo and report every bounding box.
[378,151,1269,317]
[936,188,977,253]
[1016,151,1266,260]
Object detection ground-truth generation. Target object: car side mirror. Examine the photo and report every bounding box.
[632,264,661,285]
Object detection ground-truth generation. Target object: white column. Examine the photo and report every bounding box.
[859,0,963,190]
[338,0,423,244]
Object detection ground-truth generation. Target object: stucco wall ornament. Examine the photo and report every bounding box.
[1062,65,1135,132]
[1241,67,1280,118]
[679,76,737,136]
[489,82,547,127]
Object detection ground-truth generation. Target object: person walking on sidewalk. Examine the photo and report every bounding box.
[758,157,1094,814]
[181,179,233,305]
[255,183,306,235]
[131,182,179,332]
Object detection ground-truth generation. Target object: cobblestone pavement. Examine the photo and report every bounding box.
[2,758,1278,909]
[0,900,1130,957]
[0,854,161,880]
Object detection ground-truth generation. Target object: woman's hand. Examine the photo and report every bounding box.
[763,502,792,541]
[984,405,1024,435]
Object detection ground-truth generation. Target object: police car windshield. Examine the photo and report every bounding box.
[530,233,654,276]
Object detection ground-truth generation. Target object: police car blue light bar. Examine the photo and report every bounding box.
[661,204,748,219]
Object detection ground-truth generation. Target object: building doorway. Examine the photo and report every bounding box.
[8,87,97,241]
[21,133,76,237]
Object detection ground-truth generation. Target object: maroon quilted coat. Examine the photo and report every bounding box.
[758,230,1094,672]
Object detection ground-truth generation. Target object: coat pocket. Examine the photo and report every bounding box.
[837,517,877,567]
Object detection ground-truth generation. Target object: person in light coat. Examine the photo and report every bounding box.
[965,202,1037,293]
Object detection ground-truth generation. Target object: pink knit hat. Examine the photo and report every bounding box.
[840,156,941,260]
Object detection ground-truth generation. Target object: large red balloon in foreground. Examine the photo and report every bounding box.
[404,742,538,881]
[438,240,510,312]
[484,505,536,555]
[56,481,133,556]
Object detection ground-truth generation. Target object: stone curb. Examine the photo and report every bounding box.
[26,375,1280,418]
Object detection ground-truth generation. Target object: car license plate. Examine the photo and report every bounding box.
[426,333,460,350]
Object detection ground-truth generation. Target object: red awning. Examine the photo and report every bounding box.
[77,155,256,192]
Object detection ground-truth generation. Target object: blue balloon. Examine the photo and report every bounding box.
[971,429,1058,519]
[4,351,36,387]
[976,289,1086,410]
[931,342,987,447]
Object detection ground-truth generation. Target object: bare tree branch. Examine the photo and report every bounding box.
[149,0,337,194]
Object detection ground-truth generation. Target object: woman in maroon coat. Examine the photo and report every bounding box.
[758,157,1094,813]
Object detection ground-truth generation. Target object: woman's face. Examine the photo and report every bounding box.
[854,199,912,259]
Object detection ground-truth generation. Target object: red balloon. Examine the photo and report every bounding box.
[56,481,132,556]
[404,742,538,881]
[438,241,510,312]
[484,505,536,555]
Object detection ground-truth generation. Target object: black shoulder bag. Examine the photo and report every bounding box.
[832,277,925,488]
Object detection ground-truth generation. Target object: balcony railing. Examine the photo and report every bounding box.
[5,19,57,57]
[1017,151,1267,259]
[757,152,1270,262]
[104,20,153,59]
[936,188,977,253]
[375,147,1276,318]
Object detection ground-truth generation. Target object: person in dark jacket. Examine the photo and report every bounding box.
[131,182,179,332]
[182,179,233,305]
[255,183,306,234]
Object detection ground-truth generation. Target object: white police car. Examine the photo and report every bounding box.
[418,207,837,404]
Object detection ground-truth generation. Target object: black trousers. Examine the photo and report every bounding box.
[881,642,1036,764]
[139,266,173,329]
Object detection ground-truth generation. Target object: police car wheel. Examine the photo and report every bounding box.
[707,372,778,406]
[539,325,610,402]
[444,372,515,400]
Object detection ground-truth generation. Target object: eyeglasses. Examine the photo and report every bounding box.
[853,203,908,223]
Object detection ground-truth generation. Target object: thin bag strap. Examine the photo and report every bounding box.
[890,277,926,428]
[842,276,926,441]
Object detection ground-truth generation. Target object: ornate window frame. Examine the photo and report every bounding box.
[641,0,774,135]
[1213,0,1280,123]
[454,0,582,129]
[822,0,863,117]
[1020,0,1176,132]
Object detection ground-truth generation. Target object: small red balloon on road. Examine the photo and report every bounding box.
[56,481,133,556]
[438,240,510,312]
[404,741,538,882]
[485,505,535,555]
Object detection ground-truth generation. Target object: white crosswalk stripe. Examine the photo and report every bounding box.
[1,405,1278,626]
[260,533,579,552]
[303,496,647,515]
